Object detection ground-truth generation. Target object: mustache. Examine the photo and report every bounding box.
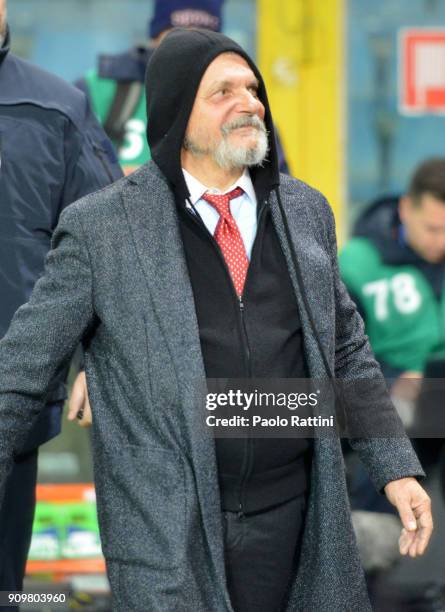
[221,115,268,137]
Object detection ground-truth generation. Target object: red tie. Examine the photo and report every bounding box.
[201,187,248,297]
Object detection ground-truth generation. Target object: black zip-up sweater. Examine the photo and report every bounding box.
[145,28,312,513]
[178,197,312,513]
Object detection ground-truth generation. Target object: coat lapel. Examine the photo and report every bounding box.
[269,188,334,377]
[120,163,233,609]
[121,163,200,360]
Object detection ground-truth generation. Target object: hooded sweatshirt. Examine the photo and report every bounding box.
[340,196,445,376]
[145,29,312,513]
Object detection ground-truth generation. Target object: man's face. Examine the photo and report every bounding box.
[0,0,6,39]
[399,193,445,263]
[183,53,268,170]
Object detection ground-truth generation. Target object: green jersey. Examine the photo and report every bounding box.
[83,68,150,175]
[340,237,445,373]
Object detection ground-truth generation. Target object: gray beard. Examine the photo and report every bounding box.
[212,130,268,170]
[183,116,269,171]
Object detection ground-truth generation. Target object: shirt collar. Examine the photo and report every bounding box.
[182,167,256,206]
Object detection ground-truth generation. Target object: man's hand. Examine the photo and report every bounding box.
[390,371,423,428]
[384,477,433,557]
[391,371,423,402]
[67,371,92,428]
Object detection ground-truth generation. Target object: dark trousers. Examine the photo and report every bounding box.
[223,494,307,612]
[0,449,38,602]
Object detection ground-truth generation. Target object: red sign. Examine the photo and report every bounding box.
[399,29,445,114]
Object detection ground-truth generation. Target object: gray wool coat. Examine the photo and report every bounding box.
[0,161,424,611]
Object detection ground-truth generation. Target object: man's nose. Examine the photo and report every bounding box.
[238,89,265,116]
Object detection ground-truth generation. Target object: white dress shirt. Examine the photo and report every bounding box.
[182,168,258,260]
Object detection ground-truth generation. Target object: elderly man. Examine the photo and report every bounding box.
[0,28,432,612]
[75,0,290,177]
[0,0,122,601]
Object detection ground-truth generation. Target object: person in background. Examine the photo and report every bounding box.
[340,158,445,604]
[0,28,432,611]
[76,0,290,176]
[340,158,445,384]
[340,158,445,473]
[0,0,122,602]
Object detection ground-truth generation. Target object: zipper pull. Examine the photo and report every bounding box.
[239,296,244,311]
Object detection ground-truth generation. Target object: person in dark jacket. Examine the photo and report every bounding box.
[76,0,291,176]
[0,3,122,599]
[0,28,432,612]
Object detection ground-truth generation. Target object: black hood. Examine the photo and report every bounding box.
[0,25,10,68]
[145,28,280,203]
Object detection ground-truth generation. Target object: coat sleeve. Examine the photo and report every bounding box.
[0,204,94,504]
[59,95,122,212]
[320,198,425,491]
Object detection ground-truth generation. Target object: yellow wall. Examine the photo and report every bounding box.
[257,0,345,230]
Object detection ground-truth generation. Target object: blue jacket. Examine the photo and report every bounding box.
[0,29,122,449]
